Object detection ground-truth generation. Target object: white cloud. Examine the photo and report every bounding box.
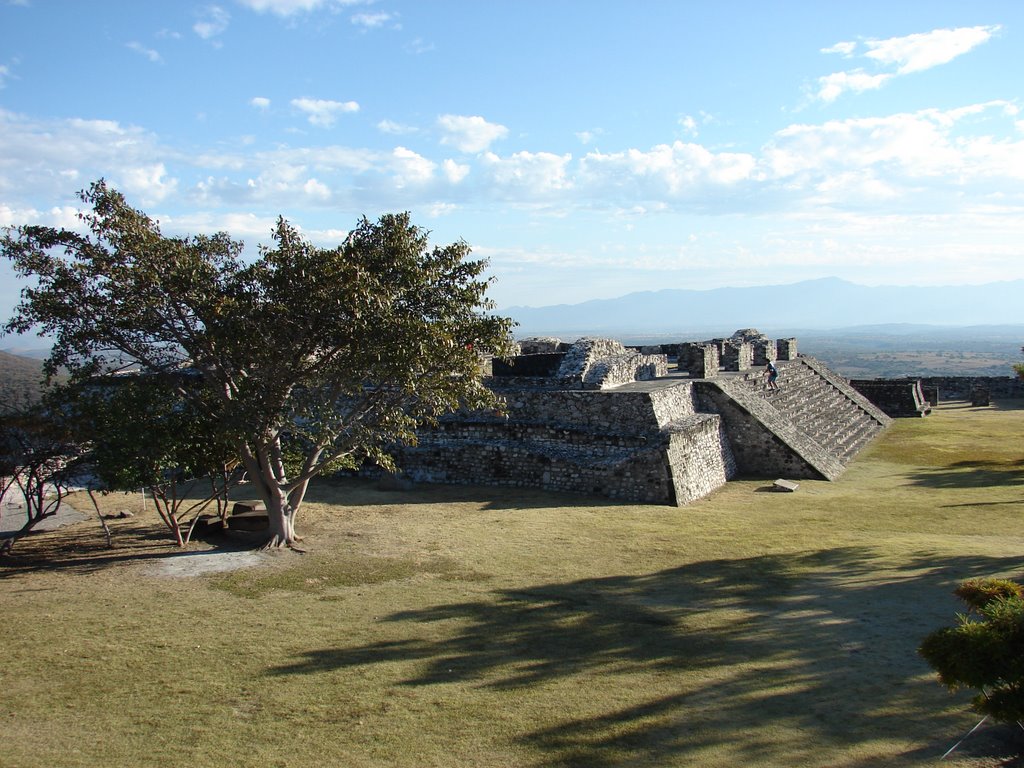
[250,96,271,110]
[579,142,756,198]
[864,25,1000,74]
[3,95,1022,264]
[117,163,178,205]
[816,70,891,103]
[377,119,416,135]
[763,102,1024,189]
[236,0,360,16]
[194,5,230,40]
[163,210,280,240]
[438,114,508,153]
[351,12,398,29]
[814,26,1000,104]
[126,42,161,63]
[0,110,176,206]
[821,41,857,57]
[0,204,80,229]
[303,178,331,199]
[390,147,435,187]
[480,151,573,195]
[425,203,457,218]
[0,64,9,89]
[678,115,698,137]
[291,97,359,127]
[405,38,435,55]
[443,158,470,184]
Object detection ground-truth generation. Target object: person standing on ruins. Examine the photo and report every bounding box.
[765,360,780,392]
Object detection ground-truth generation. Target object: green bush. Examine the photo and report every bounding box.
[954,578,1024,611]
[919,578,1024,723]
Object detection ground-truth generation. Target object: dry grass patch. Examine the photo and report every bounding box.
[2,401,1024,766]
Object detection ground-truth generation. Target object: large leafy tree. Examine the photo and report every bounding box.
[2,181,514,547]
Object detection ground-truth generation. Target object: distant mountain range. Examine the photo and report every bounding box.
[503,277,1024,337]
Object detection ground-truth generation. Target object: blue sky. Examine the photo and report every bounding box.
[1,1,1023,315]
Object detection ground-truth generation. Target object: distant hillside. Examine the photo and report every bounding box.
[504,278,1024,335]
[0,350,48,411]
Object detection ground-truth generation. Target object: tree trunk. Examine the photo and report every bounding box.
[262,486,298,549]
[239,443,301,550]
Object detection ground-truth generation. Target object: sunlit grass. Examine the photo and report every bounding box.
[2,401,1024,766]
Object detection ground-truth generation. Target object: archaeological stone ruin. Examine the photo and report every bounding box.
[373,329,896,506]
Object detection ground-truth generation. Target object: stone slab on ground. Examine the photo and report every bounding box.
[145,550,268,578]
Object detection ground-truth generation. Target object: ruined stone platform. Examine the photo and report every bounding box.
[376,333,891,506]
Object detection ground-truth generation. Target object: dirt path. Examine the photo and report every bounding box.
[0,489,89,534]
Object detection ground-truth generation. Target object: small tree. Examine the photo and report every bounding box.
[919,578,1024,724]
[0,403,82,553]
[58,376,242,547]
[1013,346,1024,380]
[2,181,515,548]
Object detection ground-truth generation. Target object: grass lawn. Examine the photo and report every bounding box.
[3,401,1024,767]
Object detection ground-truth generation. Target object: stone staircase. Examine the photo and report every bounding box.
[766,357,890,464]
[703,356,890,481]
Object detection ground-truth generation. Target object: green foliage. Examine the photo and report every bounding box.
[0,401,82,550]
[919,577,1024,723]
[1,180,516,545]
[954,577,1024,611]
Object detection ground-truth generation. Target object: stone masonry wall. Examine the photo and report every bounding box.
[752,341,777,366]
[666,415,737,503]
[721,341,753,372]
[918,376,1024,400]
[391,382,729,505]
[395,436,676,503]
[647,381,700,427]
[490,388,671,432]
[678,343,719,378]
[557,338,668,390]
[849,379,930,417]
[696,382,824,479]
[776,338,798,360]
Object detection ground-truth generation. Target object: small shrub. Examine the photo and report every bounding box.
[919,577,1024,724]
[954,578,1024,612]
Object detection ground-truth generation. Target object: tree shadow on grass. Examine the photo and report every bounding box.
[0,517,257,576]
[304,475,623,512]
[268,547,1024,766]
[904,460,1024,490]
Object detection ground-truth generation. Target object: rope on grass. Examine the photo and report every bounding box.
[939,715,988,761]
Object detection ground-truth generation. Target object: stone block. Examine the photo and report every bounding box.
[721,341,753,372]
[678,342,719,378]
[776,338,798,360]
[227,510,268,531]
[231,501,266,515]
[752,341,777,366]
